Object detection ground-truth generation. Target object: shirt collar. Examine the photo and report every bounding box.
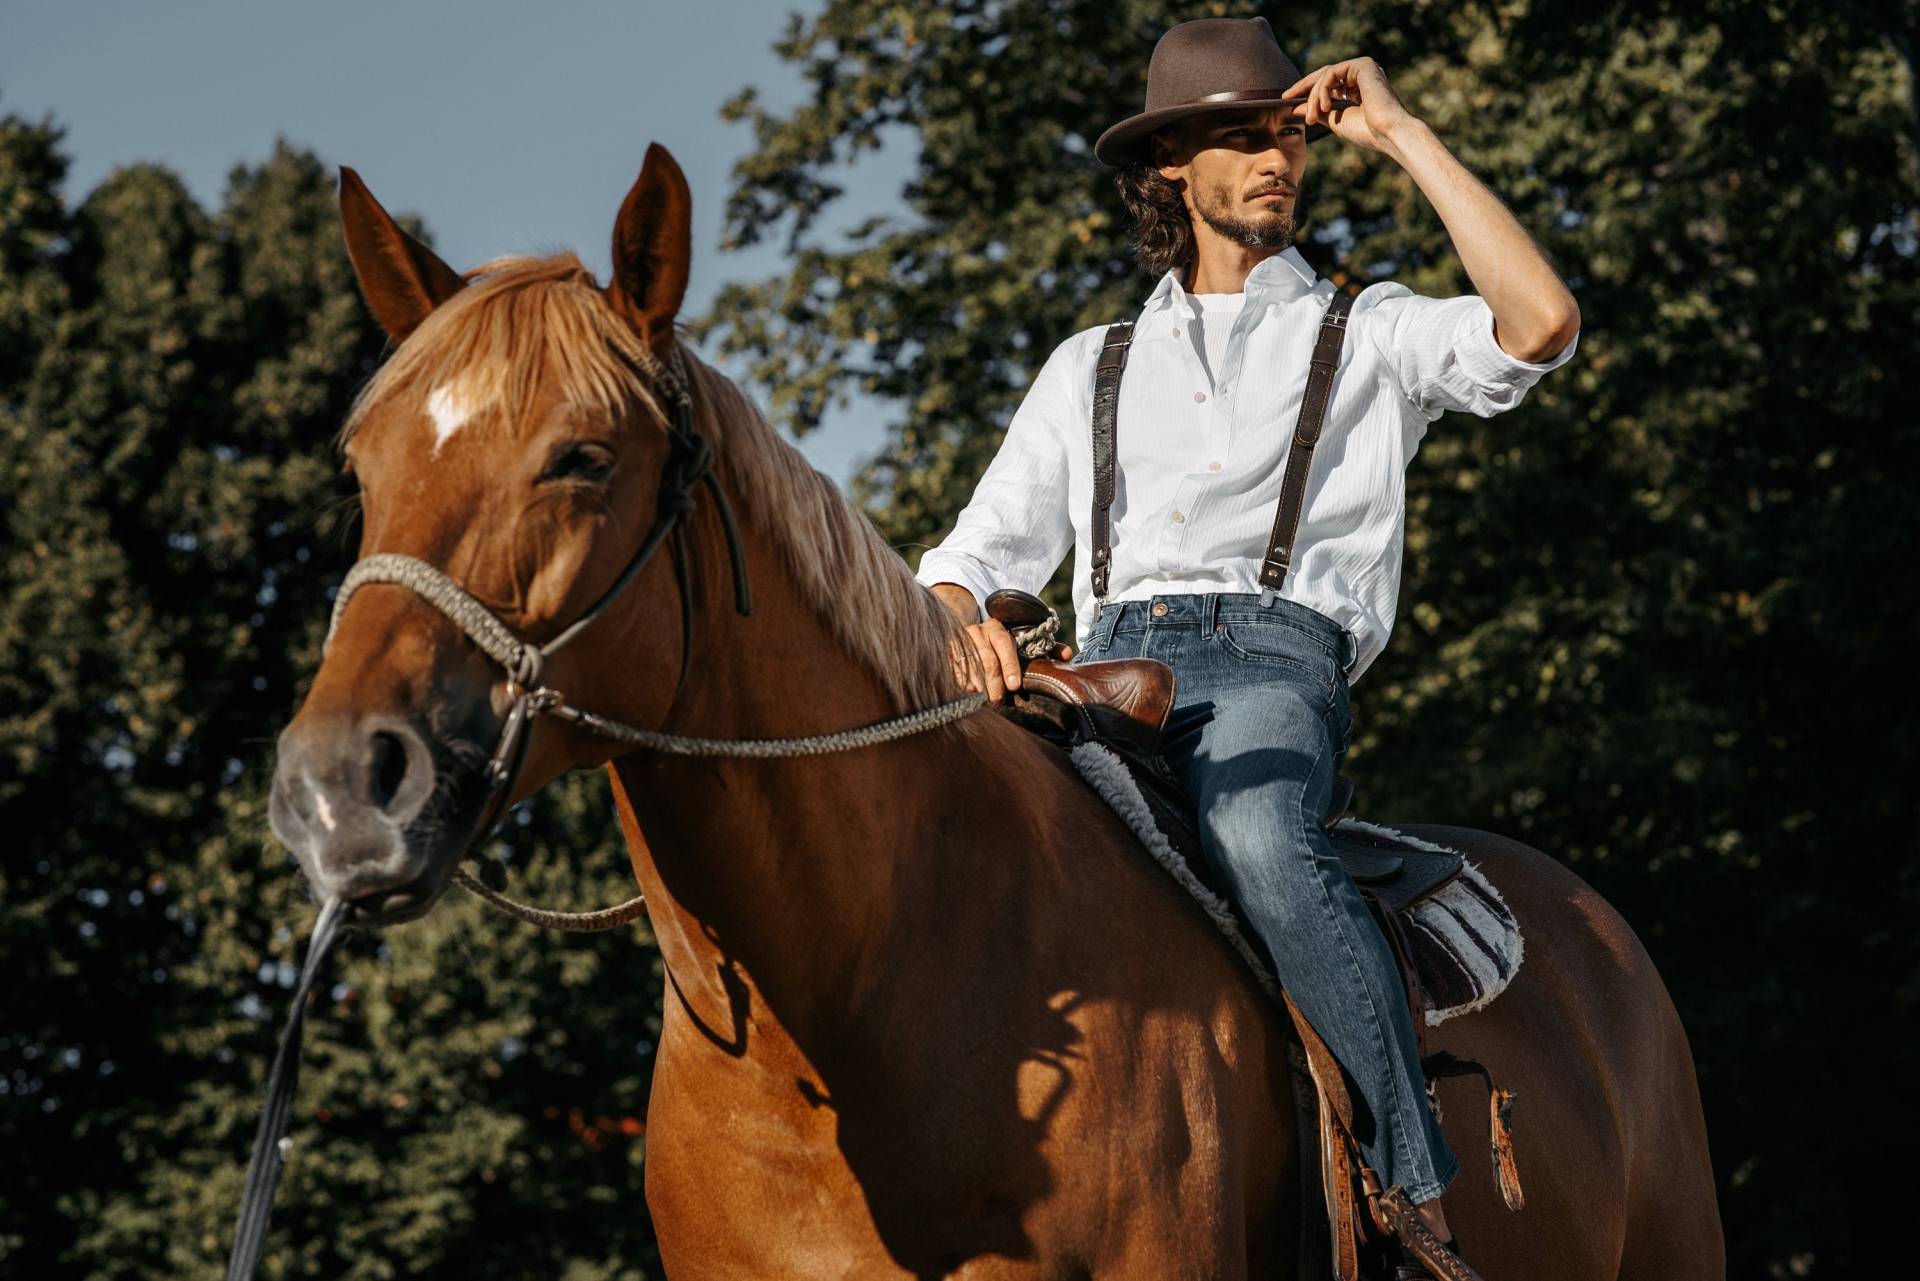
[1145,245,1319,316]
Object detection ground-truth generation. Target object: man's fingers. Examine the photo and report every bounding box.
[967,629,1006,700]
[979,641,1007,700]
[950,639,981,693]
[989,628,1024,691]
[1281,66,1322,99]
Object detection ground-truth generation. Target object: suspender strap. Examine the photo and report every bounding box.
[1259,287,1356,589]
[1089,320,1135,598]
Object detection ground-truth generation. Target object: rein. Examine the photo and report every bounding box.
[229,348,985,1278]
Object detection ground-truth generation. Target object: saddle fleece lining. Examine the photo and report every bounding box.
[1068,743,1523,1026]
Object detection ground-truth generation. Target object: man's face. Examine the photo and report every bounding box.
[1154,106,1310,252]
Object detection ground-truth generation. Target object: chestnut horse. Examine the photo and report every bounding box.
[269,146,1722,1278]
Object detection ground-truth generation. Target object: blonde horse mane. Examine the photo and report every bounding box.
[342,253,966,711]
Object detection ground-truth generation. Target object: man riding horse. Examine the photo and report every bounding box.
[914,17,1581,1275]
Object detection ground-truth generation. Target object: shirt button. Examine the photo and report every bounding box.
[1151,602,1169,617]
[1172,326,1182,337]
[1171,511,1186,523]
[1208,461,1222,471]
[1193,391,1207,403]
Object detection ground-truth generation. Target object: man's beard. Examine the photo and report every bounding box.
[1193,174,1301,249]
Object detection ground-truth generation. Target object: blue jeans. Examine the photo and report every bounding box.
[1073,591,1458,1201]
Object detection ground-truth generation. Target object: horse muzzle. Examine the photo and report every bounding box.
[268,711,473,926]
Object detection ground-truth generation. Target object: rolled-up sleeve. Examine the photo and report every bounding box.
[1360,283,1579,422]
[913,334,1083,616]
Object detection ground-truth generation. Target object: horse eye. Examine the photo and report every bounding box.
[539,441,616,485]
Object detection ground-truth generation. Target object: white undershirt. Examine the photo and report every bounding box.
[1189,292,1244,388]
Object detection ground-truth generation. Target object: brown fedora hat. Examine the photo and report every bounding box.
[1094,16,1333,167]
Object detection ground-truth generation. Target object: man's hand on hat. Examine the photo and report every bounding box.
[1283,57,1414,155]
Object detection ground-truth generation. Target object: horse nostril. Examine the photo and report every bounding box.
[368,729,411,812]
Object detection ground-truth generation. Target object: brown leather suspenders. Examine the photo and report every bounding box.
[1089,320,1135,598]
[1088,287,1356,600]
[1260,287,1356,587]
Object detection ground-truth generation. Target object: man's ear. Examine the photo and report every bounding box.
[337,167,465,344]
[606,143,692,352]
[1152,129,1187,184]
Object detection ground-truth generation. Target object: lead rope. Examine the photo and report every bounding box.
[226,896,347,1281]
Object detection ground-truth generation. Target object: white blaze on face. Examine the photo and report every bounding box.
[313,787,338,834]
[425,383,476,456]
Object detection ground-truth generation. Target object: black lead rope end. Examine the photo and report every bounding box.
[225,896,348,1281]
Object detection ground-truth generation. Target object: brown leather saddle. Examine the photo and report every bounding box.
[985,589,1464,915]
[983,588,1520,1281]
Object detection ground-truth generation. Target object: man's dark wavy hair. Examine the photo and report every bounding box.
[1115,133,1310,276]
[1114,162,1194,277]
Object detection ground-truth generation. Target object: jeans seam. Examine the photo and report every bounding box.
[1294,727,1439,1193]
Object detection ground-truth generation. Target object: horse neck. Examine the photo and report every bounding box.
[601,446,979,1049]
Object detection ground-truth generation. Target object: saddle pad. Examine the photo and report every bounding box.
[1069,742,1523,1026]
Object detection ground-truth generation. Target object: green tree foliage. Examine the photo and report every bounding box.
[0,117,663,1277]
[703,1,1919,1274]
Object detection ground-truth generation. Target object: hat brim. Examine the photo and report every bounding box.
[1094,96,1332,167]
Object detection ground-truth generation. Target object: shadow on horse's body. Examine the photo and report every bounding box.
[616,672,1720,1279]
[275,147,1723,1278]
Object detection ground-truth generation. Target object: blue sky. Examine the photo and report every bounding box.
[0,0,907,485]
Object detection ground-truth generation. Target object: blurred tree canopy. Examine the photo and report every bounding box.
[3,0,1914,1276]
[702,0,1918,1275]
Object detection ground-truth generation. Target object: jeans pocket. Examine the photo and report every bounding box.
[1215,620,1343,697]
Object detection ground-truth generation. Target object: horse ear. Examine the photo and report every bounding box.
[607,143,692,351]
[337,166,466,343]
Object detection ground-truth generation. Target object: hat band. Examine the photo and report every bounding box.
[1190,87,1299,105]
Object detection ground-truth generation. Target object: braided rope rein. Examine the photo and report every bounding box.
[449,867,651,932]
[328,554,988,932]
[1009,611,1061,661]
[448,691,986,931]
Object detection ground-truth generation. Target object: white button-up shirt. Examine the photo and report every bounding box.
[913,245,1579,683]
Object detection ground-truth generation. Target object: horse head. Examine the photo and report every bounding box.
[269,146,711,925]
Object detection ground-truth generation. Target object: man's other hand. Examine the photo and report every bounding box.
[929,582,1072,699]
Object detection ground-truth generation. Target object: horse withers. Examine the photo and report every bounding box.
[268,145,1725,1278]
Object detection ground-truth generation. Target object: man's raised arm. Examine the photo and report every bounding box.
[1284,56,1581,424]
